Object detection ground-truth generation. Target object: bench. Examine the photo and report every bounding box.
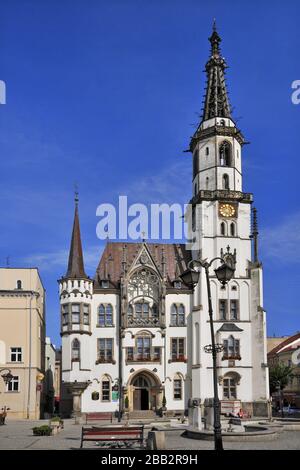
[80,425,144,449]
[85,412,113,424]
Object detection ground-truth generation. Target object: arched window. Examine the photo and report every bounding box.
[222,174,229,190]
[133,375,150,388]
[223,335,240,359]
[220,119,225,126]
[98,304,113,327]
[223,375,237,399]
[220,222,226,236]
[71,339,80,361]
[193,149,199,178]
[173,374,183,400]
[230,222,235,236]
[101,375,111,402]
[170,304,185,326]
[205,147,209,156]
[16,280,22,290]
[219,141,231,166]
[205,177,209,190]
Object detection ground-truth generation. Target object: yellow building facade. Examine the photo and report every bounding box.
[0,268,46,419]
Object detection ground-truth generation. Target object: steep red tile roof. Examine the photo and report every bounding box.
[94,241,193,289]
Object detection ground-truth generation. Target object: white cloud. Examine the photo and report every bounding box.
[121,159,191,205]
[260,212,300,263]
[21,244,104,274]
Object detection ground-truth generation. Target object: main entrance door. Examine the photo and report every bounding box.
[132,375,150,410]
[133,388,149,410]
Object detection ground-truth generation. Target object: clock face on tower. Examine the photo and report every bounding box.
[219,203,237,218]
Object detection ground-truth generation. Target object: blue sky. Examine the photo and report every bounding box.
[1,0,299,346]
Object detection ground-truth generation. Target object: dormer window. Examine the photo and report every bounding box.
[101,280,109,288]
[174,280,182,289]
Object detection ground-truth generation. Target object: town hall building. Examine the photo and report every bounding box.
[59,25,269,419]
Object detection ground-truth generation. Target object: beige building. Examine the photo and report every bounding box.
[267,336,290,354]
[0,268,46,419]
[268,333,300,408]
[44,337,56,416]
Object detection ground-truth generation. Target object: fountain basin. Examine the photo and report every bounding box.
[185,425,280,442]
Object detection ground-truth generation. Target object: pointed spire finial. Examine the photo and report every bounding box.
[209,19,221,57]
[213,18,217,32]
[74,183,79,208]
[65,191,87,279]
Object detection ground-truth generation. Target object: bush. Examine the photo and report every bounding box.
[32,425,52,436]
[124,396,129,410]
[50,417,63,424]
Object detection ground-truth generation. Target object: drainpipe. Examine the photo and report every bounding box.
[118,293,123,422]
[26,292,33,419]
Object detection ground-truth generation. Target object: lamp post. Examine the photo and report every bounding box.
[0,369,13,387]
[180,257,235,451]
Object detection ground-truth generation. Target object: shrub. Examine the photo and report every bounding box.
[124,396,129,409]
[32,425,52,436]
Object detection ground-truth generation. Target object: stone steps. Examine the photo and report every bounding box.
[128,410,157,420]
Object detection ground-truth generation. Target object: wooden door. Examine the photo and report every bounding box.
[133,389,141,410]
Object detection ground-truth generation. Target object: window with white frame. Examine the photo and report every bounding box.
[173,378,182,400]
[223,376,237,399]
[170,304,185,326]
[71,304,80,324]
[6,376,19,392]
[10,347,22,362]
[71,338,80,361]
[62,304,69,325]
[98,338,113,362]
[171,338,185,361]
[223,336,240,359]
[83,304,90,325]
[219,299,227,320]
[98,304,113,326]
[101,378,111,401]
[230,300,239,320]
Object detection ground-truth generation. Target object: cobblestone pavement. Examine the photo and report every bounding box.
[0,420,299,450]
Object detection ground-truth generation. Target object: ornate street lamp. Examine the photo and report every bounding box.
[0,369,13,386]
[180,256,235,451]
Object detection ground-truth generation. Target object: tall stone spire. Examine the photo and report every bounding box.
[65,191,87,278]
[202,20,231,121]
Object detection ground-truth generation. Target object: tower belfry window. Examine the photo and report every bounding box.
[223,174,229,190]
[220,222,226,236]
[219,141,231,166]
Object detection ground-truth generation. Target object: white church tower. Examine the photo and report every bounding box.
[59,24,269,419]
[189,23,269,416]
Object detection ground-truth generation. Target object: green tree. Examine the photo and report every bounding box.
[269,362,294,395]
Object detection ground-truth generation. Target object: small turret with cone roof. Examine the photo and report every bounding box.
[58,191,93,337]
